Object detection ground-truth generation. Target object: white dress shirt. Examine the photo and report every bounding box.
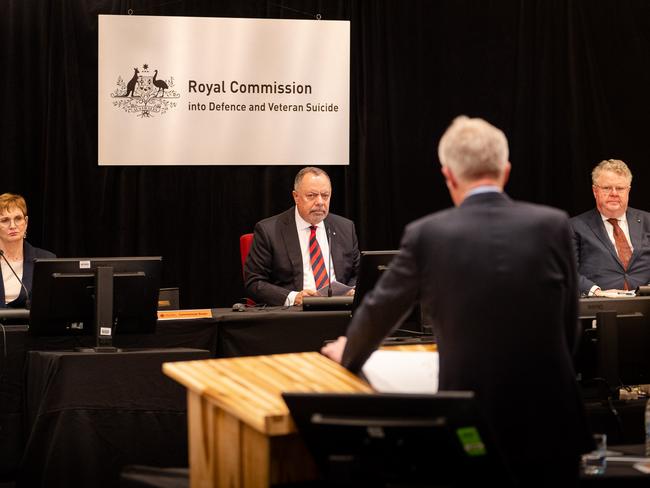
[2,258,23,304]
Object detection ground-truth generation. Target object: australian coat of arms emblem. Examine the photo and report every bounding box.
[111,64,180,117]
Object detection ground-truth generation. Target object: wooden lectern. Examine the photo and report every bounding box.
[163,352,373,488]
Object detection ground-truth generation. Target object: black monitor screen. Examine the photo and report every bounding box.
[282,391,511,487]
[352,250,422,333]
[577,296,650,386]
[351,251,397,312]
[29,257,162,337]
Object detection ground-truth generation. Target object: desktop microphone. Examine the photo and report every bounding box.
[0,250,31,309]
[326,225,333,297]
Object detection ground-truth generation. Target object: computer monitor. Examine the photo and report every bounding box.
[577,296,650,388]
[282,391,512,487]
[579,295,650,319]
[29,257,162,351]
[352,250,423,334]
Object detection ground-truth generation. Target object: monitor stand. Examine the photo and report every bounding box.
[75,265,120,353]
[596,310,618,396]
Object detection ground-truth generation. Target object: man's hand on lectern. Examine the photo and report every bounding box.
[294,289,318,306]
[321,336,347,364]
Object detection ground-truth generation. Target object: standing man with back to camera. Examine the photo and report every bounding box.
[570,159,650,296]
[244,167,360,306]
[322,116,593,485]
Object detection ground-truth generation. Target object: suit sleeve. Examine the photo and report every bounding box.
[571,221,597,294]
[348,222,360,287]
[342,223,420,373]
[244,222,292,306]
[328,217,360,287]
[563,218,581,355]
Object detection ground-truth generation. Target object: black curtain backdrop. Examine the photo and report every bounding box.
[2,0,650,308]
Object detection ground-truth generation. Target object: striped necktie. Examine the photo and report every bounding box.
[309,225,329,290]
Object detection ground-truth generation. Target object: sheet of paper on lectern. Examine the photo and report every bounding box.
[599,290,636,298]
[362,350,439,394]
[317,281,354,297]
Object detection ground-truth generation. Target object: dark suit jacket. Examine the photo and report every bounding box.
[0,240,55,308]
[570,207,650,294]
[342,192,592,484]
[244,207,360,305]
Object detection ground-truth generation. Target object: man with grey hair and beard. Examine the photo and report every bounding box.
[323,116,593,486]
[245,166,360,306]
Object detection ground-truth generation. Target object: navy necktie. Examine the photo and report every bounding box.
[309,225,329,290]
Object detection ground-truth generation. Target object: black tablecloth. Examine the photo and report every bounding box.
[212,306,351,357]
[1,307,352,477]
[0,316,217,477]
[18,348,210,488]
[1,317,217,407]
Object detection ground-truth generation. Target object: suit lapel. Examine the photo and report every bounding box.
[22,241,35,294]
[280,208,303,289]
[324,217,341,278]
[627,209,644,267]
[587,210,622,267]
[0,261,5,306]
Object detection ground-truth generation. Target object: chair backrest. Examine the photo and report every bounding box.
[239,233,255,306]
[239,233,254,279]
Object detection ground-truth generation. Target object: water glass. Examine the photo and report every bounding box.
[582,433,607,475]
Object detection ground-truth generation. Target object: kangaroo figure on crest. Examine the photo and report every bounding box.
[125,68,139,97]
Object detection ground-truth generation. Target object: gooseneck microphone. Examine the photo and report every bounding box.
[326,225,334,297]
[0,250,31,309]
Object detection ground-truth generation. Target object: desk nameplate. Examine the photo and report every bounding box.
[157,309,213,320]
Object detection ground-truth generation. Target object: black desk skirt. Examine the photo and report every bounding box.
[18,348,210,488]
[0,307,348,478]
[0,316,218,477]
[212,306,351,357]
[1,318,217,413]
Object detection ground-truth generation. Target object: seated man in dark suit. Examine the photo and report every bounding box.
[244,167,360,306]
[570,159,650,296]
[323,116,593,485]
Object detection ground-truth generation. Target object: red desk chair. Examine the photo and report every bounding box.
[239,233,255,306]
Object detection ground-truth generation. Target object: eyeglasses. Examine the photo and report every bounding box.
[0,215,26,227]
[594,185,630,195]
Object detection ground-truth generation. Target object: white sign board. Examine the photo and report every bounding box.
[98,15,350,165]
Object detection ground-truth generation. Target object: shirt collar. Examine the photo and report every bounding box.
[600,212,628,225]
[465,185,502,198]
